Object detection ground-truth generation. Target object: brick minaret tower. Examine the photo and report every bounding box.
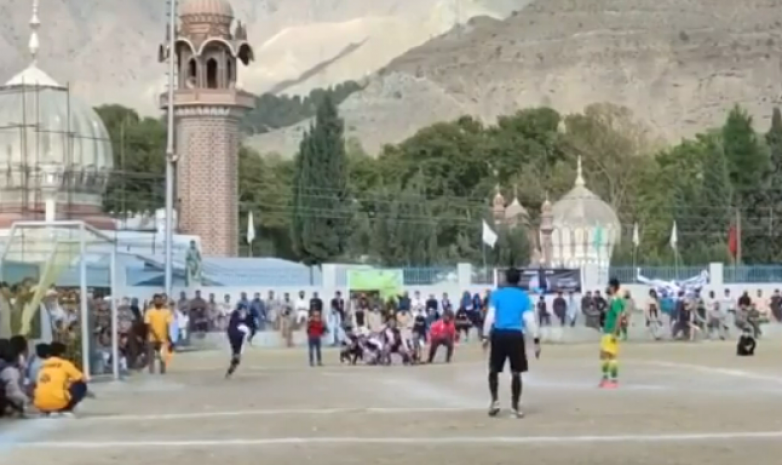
[160,0,254,256]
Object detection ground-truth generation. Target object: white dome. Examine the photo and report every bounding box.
[549,157,620,270]
[0,83,113,207]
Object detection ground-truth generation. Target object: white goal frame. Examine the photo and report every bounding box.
[0,220,121,380]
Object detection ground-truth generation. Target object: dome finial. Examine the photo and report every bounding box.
[575,156,586,187]
[28,0,41,65]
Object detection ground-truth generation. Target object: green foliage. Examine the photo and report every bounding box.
[493,224,531,268]
[95,105,166,215]
[95,96,782,268]
[372,175,438,266]
[722,106,770,262]
[291,95,351,265]
[241,81,362,135]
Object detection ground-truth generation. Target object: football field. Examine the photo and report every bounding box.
[4,341,782,465]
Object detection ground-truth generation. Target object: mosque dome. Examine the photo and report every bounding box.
[0,0,114,229]
[0,79,113,197]
[549,157,620,269]
[180,0,234,22]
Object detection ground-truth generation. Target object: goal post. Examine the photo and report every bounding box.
[0,220,121,380]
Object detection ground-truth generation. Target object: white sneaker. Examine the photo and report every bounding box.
[488,400,501,417]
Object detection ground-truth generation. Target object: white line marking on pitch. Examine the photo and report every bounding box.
[647,361,782,384]
[80,406,486,422]
[19,431,782,449]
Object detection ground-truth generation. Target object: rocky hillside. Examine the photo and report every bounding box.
[248,0,782,156]
[0,0,518,114]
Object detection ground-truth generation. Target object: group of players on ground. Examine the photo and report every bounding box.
[0,272,631,419]
[224,267,628,419]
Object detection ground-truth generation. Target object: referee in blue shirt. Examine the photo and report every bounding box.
[482,267,540,418]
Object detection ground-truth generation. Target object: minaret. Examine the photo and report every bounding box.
[160,0,254,256]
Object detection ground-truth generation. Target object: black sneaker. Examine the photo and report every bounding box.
[488,400,501,417]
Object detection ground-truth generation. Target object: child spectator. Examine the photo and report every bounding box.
[306,310,328,367]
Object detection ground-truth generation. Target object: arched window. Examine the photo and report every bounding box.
[206,58,218,89]
[226,60,233,85]
[186,59,197,88]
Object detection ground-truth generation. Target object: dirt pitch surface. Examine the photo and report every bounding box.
[3,341,782,465]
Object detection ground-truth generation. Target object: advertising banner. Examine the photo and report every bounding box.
[496,267,582,294]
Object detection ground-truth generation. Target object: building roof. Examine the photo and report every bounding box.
[551,156,620,230]
[0,0,112,182]
[180,0,234,19]
[4,64,61,89]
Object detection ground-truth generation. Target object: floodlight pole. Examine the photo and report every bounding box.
[164,0,177,299]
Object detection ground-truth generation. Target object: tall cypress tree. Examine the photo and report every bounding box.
[765,108,782,260]
[722,105,770,262]
[291,94,350,265]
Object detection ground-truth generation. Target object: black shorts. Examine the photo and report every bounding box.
[228,333,245,356]
[489,329,527,373]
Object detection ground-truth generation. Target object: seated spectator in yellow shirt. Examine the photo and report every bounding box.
[144,294,173,374]
[33,342,88,415]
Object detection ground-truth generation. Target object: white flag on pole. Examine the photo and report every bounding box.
[632,222,640,248]
[247,211,256,244]
[669,221,678,250]
[481,220,498,248]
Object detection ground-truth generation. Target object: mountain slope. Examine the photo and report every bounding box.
[248,0,782,156]
[0,0,517,114]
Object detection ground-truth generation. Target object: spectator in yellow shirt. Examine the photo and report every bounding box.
[144,294,173,374]
[33,342,87,416]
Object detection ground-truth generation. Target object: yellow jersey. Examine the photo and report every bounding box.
[33,356,85,411]
[145,307,173,342]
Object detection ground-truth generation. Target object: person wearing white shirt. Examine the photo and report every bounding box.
[720,289,734,330]
[411,291,425,314]
[295,290,309,327]
[705,290,725,340]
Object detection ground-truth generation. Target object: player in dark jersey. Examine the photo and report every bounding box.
[225,305,252,379]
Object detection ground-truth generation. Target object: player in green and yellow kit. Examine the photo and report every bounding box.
[599,278,625,388]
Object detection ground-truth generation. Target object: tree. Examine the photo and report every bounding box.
[238,147,297,259]
[291,94,351,265]
[241,81,362,135]
[95,105,166,215]
[722,106,770,262]
[765,107,782,261]
[372,178,438,266]
[493,224,531,267]
[561,103,655,219]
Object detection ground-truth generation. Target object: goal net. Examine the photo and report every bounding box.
[0,220,121,379]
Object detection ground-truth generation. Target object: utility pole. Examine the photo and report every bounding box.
[164,0,177,299]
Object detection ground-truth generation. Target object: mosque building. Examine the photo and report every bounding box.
[491,157,621,272]
[0,0,265,288]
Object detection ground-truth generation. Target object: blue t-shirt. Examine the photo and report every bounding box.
[490,286,532,332]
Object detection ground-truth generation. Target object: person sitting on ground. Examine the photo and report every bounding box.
[454,306,472,342]
[25,343,51,396]
[9,335,29,373]
[33,342,89,416]
[0,339,28,417]
[736,328,756,356]
[427,311,457,364]
[340,331,363,365]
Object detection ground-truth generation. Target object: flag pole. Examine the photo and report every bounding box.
[482,242,487,280]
